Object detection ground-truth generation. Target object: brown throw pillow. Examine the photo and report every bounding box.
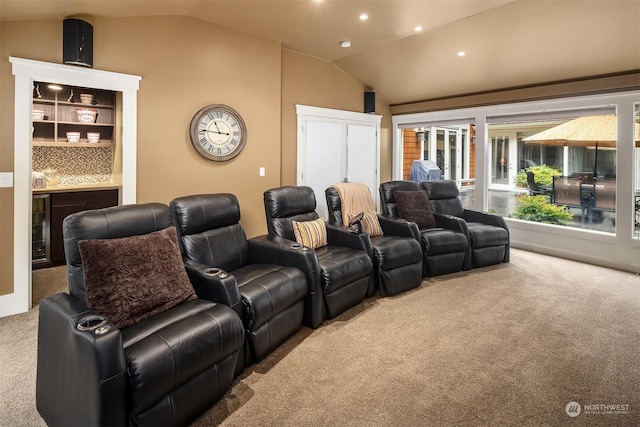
[394,190,437,229]
[78,226,196,329]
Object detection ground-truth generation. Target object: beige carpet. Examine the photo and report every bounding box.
[1,249,639,426]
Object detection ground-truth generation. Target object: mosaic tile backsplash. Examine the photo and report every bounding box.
[33,146,113,185]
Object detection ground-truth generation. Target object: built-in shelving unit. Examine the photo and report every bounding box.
[32,82,115,146]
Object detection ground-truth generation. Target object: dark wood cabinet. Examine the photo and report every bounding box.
[50,189,119,265]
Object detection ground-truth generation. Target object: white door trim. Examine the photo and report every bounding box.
[1,57,141,318]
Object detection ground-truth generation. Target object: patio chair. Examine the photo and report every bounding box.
[526,171,552,200]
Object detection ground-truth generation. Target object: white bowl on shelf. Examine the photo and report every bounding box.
[87,132,100,143]
[76,108,97,123]
[32,109,45,120]
[80,93,93,105]
[66,132,80,143]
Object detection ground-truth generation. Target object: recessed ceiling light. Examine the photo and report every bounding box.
[359,13,368,21]
[414,25,423,32]
[457,50,466,57]
[340,40,351,48]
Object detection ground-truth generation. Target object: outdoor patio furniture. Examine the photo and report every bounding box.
[525,171,552,199]
[588,178,616,224]
[553,176,590,223]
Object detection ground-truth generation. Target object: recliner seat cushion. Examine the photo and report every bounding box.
[421,229,468,256]
[121,299,243,421]
[370,235,422,271]
[232,264,308,332]
[467,222,509,248]
[315,246,372,294]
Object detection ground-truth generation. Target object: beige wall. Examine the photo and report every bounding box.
[280,49,392,186]
[0,16,391,296]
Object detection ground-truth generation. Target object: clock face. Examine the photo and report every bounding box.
[189,104,247,161]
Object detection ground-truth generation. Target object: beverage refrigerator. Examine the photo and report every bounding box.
[32,194,51,269]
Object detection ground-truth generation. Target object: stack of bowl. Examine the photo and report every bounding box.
[87,132,100,143]
[66,132,80,143]
[80,93,93,105]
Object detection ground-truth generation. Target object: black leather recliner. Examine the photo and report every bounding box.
[263,186,373,324]
[325,186,422,297]
[421,180,510,268]
[379,180,469,276]
[170,193,309,369]
[36,203,244,427]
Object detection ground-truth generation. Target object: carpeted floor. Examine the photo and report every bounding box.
[1,249,639,426]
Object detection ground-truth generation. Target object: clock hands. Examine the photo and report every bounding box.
[206,129,230,136]
[207,120,230,135]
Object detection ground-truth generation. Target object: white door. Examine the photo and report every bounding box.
[303,120,341,219]
[347,123,378,203]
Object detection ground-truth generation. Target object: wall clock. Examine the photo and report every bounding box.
[189,104,247,161]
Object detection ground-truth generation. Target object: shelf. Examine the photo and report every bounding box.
[57,121,114,126]
[57,100,113,109]
[33,141,114,147]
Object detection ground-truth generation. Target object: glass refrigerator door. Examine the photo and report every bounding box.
[32,194,50,267]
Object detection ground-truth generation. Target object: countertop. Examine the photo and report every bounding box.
[32,182,121,194]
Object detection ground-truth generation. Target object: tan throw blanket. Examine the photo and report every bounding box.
[331,182,376,225]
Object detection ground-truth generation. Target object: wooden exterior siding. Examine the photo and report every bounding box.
[402,129,421,180]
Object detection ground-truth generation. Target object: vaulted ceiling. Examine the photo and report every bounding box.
[2,0,639,106]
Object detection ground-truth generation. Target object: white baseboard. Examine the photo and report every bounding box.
[0,291,30,318]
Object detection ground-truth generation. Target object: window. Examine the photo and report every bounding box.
[392,90,640,272]
[487,111,617,233]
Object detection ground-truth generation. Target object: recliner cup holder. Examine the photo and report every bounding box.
[204,267,228,278]
[290,243,309,251]
[77,316,110,335]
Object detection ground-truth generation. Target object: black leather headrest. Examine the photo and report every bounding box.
[170,194,240,236]
[421,180,459,200]
[380,181,420,203]
[379,180,420,216]
[264,186,316,219]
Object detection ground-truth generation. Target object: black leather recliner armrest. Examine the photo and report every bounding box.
[377,214,421,240]
[183,259,242,316]
[433,212,469,235]
[36,293,128,427]
[248,234,323,329]
[325,221,372,252]
[463,209,509,230]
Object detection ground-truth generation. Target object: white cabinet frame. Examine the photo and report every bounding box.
[2,57,140,317]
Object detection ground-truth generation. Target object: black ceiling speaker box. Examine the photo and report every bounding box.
[364,91,376,114]
[63,18,93,67]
